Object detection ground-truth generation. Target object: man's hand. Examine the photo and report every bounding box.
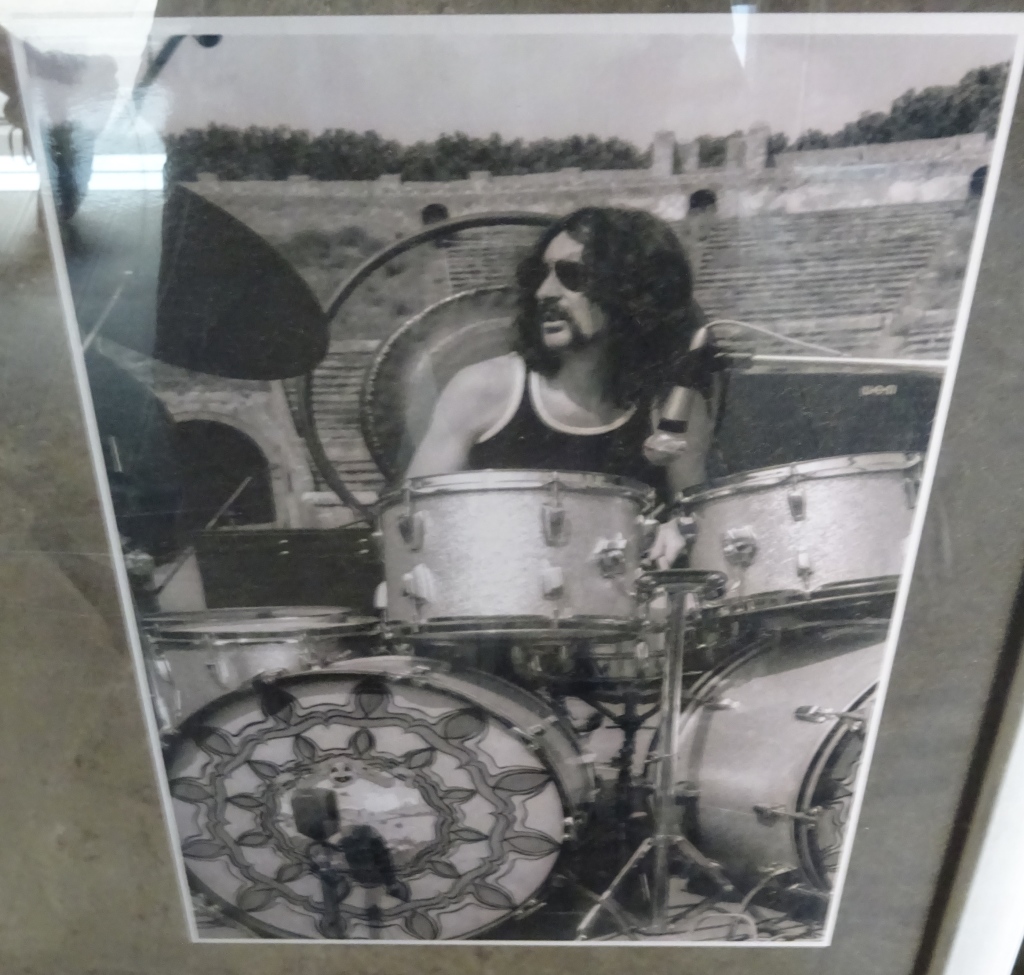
[646,519,689,570]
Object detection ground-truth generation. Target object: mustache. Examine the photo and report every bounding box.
[538,299,571,323]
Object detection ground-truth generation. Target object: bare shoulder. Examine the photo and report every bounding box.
[436,353,522,434]
[444,354,520,399]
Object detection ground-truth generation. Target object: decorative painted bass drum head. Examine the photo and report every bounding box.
[165,657,593,940]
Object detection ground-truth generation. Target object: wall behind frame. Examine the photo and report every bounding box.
[3,3,1024,974]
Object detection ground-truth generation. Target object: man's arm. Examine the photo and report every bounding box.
[647,381,718,568]
[654,379,718,495]
[405,357,517,479]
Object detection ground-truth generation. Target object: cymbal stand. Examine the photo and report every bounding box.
[576,570,733,940]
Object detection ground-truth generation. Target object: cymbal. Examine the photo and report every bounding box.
[156,184,329,379]
[64,183,329,380]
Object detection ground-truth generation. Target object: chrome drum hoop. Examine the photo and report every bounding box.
[378,470,657,637]
[680,453,922,611]
[165,656,595,941]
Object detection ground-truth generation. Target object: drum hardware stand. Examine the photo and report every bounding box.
[576,570,735,941]
[307,844,350,940]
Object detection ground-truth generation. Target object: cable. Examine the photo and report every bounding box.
[705,317,849,357]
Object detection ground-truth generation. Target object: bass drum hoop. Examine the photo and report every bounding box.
[795,683,877,892]
[165,658,593,941]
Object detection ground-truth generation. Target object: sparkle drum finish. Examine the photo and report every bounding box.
[378,470,657,641]
[143,607,380,728]
[682,453,922,613]
[656,622,886,892]
[165,656,595,940]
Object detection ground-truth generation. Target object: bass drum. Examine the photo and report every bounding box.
[653,622,887,892]
[166,657,594,941]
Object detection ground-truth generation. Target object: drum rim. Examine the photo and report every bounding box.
[796,683,877,892]
[681,451,923,504]
[165,656,592,941]
[702,577,899,618]
[143,606,357,629]
[377,468,656,508]
[385,615,644,643]
[148,617,381,641]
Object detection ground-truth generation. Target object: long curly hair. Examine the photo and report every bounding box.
[513,207,701,408]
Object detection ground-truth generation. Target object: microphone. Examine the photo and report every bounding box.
[643,326,715,466]
[292,787,341,843]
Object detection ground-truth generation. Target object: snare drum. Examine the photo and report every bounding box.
[682,453,921,614]
[166,656,594,940]
[143,607,380,728]
[378,470,656,641]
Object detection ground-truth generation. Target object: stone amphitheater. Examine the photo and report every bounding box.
[107,127,991,531]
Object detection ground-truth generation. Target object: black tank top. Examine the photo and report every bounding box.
[467,358,667,499]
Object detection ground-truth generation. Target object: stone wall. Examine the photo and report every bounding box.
[95,340,321,530]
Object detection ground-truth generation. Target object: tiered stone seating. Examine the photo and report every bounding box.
[298,201,971,500]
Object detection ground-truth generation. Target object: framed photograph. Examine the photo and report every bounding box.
[7,6,1024,969]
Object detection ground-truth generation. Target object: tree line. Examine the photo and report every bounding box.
[164,62,1007,183]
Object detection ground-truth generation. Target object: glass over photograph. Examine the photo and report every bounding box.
[9,14,1021,944]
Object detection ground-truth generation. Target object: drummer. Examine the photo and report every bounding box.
[406,206,717,569]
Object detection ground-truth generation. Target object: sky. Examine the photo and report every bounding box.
[138,29,1016,148]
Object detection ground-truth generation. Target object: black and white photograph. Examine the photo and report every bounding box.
[10,13,1022,945]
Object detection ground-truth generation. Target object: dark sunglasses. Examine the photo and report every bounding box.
[550,260,588,292]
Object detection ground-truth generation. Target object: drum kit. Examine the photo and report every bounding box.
[145,447,923,942]
[119,211,939,942]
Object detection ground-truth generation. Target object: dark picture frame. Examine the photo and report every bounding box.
[4,6,1024,973]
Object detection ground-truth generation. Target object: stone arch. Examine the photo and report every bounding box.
[421,202,450,225]
[173,420,275,531]
[160,405,294,529]
[689,189,718,213]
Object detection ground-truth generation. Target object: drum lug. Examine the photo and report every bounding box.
[542,476,568,546]
[794,705,866,732]
[787,489,806,521]
[593,534,629,577]
[753,803,822,827]
[402,564,436,609]
[903,474,921,510]
[796,551,813,584]
[637,515,662,551]
[540,562,566,600]
[397,510,425,551]
[542,504,568,546]
[701,696,738,711]
[206,655,236,690]
[675,514,699,547]
[722,527,757,568]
